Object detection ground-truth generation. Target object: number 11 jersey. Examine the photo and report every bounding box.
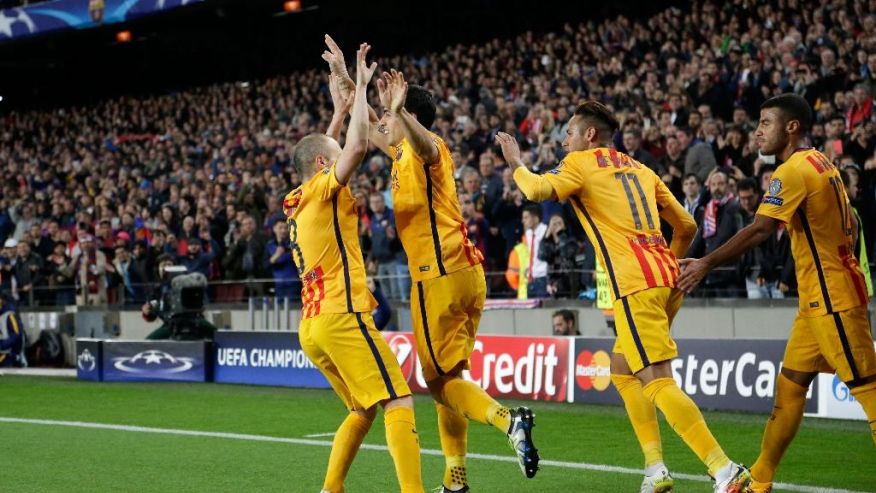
[542,148,682,300]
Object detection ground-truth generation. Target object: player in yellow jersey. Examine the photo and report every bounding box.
[321,36,538,491]
[283,44,423,493]
[678,94,876,493]
[497,101,752,493]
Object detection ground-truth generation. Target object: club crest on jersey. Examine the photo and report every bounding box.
[768,178,782,196]
[394,145,404,162]
[548,161,566,175]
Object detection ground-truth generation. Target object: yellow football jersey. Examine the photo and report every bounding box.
[542,148,682,300]
[283,164,376,319]
[390,134,483,283]
[757,148,868,317]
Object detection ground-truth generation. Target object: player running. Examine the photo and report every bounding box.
[497,101,751,493]
[678,94,876,493]
[283,44,423,493]
[321,36,539,492]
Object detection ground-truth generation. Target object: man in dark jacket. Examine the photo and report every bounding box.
[688,170,743,297]
[13,242,44,306]
[221,214,266,294]
[178,231,219,278]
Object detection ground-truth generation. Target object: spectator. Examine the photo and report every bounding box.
[13,241,43,306]
[0,239,16,297]
[521,203,549,299]
[680,127,718,183]
[539,214,580,298]
[63,235,108,305]
[478,152,504,217]
[682,173,705,218]
[367,192,400,300]
[622,128,661,173]
[552,309,580,336]
[222,214,266,294]
[688,171,743,297]
[45,241,75,306]
[110,245,148,305]
[264,220,300,300]
[177,230,220,278]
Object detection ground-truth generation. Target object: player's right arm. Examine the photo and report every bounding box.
[496,132,559,201]
[334,43,377,186]
[322,34,394,157]
[655,178,697,258]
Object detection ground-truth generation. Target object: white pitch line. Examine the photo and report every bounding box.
[303,432,336,438]
[0,417,867,493]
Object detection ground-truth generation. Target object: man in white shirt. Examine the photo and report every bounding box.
[521,203,549,298]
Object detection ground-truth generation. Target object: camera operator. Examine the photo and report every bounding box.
[141,254,215,340]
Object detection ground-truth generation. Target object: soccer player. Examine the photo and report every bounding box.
[678,94,876,493]
[283,44,423,493]
[321,37,539,491]
[496,101,751,493]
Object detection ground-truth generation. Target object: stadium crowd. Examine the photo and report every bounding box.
[1,0,875,305]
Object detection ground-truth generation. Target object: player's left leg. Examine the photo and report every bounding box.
[749,315,824,492]
[382,395,424,493]
[610,351,670,492]
[825,306,876,444]
[617,288,748,492]
[322,407,376,493]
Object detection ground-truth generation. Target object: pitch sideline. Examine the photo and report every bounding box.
[0,416,865,493]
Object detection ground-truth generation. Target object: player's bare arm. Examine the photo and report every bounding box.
[322,34,392,156]
[677,214,781,293]
[495,131,558,201]
[385,70,440,165]
[326,73,353,142]
[334,43,377,185]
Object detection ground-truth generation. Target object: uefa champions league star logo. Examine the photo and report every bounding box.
[77,349,96,372]
[112,350,195,374]
[0,9,36,39]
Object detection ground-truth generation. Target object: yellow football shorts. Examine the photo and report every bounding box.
[782,306,876,383]
[299,312,411,411]
[410,264,486,382]
[612,287,683,373]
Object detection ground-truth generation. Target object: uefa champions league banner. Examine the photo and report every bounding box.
[0,0,204,43]
[383,332,571,402]
[213,331,331,389]
[100,340,210,382]
[75,338,102,381]
[572,338,819,414]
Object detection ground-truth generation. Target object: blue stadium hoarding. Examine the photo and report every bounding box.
[213,331,331,389]
[0,0,204,43]
[75,338,102,381]
[101,340,210,382]
[572,337,820,414]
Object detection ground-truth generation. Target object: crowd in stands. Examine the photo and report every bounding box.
[1,0,875,306]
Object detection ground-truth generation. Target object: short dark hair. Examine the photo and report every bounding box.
[573,100,619,141]
[405,85,437,129]
[553,309,575,324]
[737,177,758,193]
[522,203,542,219]
[683,173,701,185]
[760,94,813,133]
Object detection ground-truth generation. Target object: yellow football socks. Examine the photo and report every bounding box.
[850,380,876,445]
[323,412,372,492]
[751,373,808,484]
[643,377,729,477]
[384,406,424,493]
[436,377,512,433]
[436,403,469,489]
[611,373,663,468]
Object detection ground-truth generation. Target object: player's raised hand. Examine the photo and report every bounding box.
[355,43,377,87]
[328,73,353,114]
[676,258,707,294]
[495,132,522,167]
[387,69,408,114]
[321,34,348,76]
[377,74,391,111]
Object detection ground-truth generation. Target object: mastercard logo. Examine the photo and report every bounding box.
[576,350,611,391]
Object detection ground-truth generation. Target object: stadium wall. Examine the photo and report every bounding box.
[22,302,876,342]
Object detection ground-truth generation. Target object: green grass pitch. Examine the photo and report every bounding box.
[1,376,873,492]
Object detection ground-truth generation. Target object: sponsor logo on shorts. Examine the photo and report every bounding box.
[575,350,611,392]
[809,301,820,308]
[418,266,430,272]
